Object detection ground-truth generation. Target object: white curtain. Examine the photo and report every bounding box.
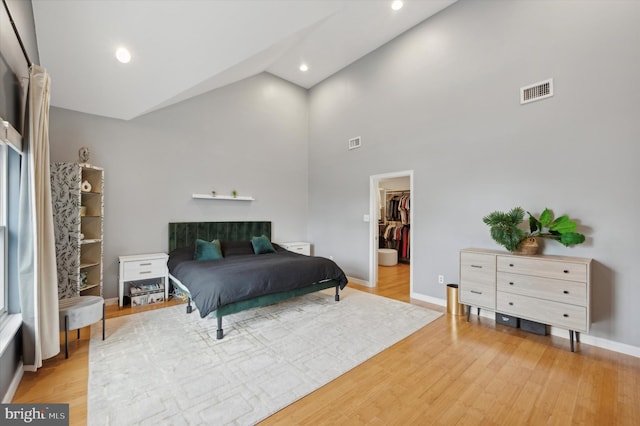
[18,65,59,369]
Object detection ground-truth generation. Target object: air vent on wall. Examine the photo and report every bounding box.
[520,78,553,104]
[348,136,362,150]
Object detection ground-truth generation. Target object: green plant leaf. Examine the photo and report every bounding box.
[559,232,585,246]
[527,212,540,234]
[539,208,553,227]
[549,215,578,233]
[487,206,586,250]
[483,207,526,251]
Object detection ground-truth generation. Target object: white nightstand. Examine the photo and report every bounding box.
[118,253,169,307]
[278,241,311,256]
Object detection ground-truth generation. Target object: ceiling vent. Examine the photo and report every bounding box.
[348,136,362,150]
[520,78,553,104]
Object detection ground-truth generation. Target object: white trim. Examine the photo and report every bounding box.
[410,292,446,307]
[104,297,118,306]
[0,117,23,153]
[0,313,22,357]
[422,295,640,358]
[346,276,369,287]
[1,360,24,403]
[369,170,413,291]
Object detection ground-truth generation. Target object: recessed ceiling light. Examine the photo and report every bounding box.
[391,1,403,11]
[115,47,131,64]
[299,63,309,72]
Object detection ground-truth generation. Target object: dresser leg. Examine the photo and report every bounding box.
[569,330,575,352]
[576,331,580,343]
[466,305,471,322]
[477,307,481,317]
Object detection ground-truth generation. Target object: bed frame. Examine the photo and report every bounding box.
[168,221,341,339]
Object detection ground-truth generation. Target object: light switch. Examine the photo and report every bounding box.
[363,214,370,222]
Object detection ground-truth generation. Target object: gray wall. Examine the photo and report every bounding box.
[49,73,310,299]
[308,0,640,347]
[0,0,40,131]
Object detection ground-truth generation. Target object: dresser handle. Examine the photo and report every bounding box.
[509,282,514,285]
[139,271,151,274]
[508,302,514,306]
[563,314,569,317]
[563,270,569,274]
[140,262,152,266]
[509,263,514,267]
[470,290,482,295]
[471,265,482,268]
[563,290,569,294]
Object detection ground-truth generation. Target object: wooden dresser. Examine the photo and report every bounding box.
[460,248,592,351]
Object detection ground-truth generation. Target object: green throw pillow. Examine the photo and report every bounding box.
[194,239,223,261]
[251,235,275,254]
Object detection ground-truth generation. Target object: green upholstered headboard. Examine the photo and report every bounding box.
[168,221,271,252]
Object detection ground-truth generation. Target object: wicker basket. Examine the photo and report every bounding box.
[517,237,539,255]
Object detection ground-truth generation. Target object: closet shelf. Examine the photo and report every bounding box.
[192,193,255,201]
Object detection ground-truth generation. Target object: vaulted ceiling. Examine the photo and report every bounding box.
[32,0,456,120]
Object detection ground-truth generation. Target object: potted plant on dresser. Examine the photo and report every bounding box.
[482,207,585,255]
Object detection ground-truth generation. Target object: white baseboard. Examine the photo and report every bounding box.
[411,292,446,307]
[2,360,24,403]
[347,276,370,287]
[104,297,118,306]
[413,295,640,358]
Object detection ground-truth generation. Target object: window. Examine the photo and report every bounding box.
[0,141,7,317]
[1,130,20,320]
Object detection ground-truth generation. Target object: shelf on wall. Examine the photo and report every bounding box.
[192,193,255,201]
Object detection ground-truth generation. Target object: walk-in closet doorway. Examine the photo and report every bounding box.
[369,170,413,298]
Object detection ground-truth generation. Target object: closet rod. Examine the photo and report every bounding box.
[2,0,33,67]
[386,190,410,195]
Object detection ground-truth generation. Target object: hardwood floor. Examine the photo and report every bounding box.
[12,264,640,425]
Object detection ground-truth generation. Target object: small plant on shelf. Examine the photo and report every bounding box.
[483,207,585,253]
[231,190,238,198]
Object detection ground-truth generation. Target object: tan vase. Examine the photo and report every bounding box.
[517,237,539,255]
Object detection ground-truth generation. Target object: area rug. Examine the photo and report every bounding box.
[87,287,442,425]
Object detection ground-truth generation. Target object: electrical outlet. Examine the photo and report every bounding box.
[438,275,444,284]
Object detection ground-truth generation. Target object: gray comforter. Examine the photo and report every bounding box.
[168,246,348,317]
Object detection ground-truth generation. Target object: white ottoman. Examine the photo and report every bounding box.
[58,295,105,358]
[378,248,398,266]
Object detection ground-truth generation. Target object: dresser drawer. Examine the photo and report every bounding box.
[497,272,587,306]
[279,242,311,256]
[497,256,587,282]
[123,258,166,280]
[459,286,495,310]
[497,292,587,332]
[460,252,496,287]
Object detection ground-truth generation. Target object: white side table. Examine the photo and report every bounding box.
[278,241,311,256]
[118,253,169,307]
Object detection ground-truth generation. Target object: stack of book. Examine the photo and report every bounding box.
[129,282,165,307]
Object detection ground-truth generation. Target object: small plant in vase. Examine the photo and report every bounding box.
[231,190,238,198]
[483,207,585,254]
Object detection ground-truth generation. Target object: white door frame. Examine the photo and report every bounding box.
[369,170,413,291]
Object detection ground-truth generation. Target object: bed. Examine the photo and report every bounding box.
[168,221,348,339]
